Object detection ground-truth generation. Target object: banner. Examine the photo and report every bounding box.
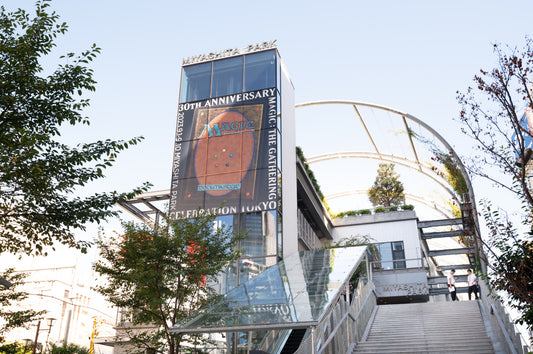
[169,88,278,219]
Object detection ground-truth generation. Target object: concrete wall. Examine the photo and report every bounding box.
[280,57,298,258]
[331,211,421,268]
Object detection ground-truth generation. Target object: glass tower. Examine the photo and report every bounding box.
[171,45,290,292]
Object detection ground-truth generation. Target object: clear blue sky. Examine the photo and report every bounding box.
[3,0,533,228]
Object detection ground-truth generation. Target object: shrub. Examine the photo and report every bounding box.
[374,207,386,213]
[359,209,372,215]
[50,343,89,354]
[401,204,414,210]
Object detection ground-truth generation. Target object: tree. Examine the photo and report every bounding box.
[457,38,533,329]
[49,343,89,354]
[367,163,405,208]
[0,269,44,343]
[0,1,149,256]
[93,214,245,354]
[0,342,31,354]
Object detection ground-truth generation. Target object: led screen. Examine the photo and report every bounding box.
[169,88,278,219]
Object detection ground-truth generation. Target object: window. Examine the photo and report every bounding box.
[181,62,211,102]
[180,50,278,103]
[244,50,276,91]
[392,241,406,269]
[373,241,406,270]
[212,56,243,97]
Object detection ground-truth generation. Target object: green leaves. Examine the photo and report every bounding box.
[0,269,45,341]
[94,215,244,353]
[480,199,533,330]
[367,163,405,208]
[0,1,150,255]
[457,38,533,330]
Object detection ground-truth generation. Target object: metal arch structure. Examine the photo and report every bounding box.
[307,151,459,205]
[295,100,480,272]
[295,100,482,269]
[295,100,477,216]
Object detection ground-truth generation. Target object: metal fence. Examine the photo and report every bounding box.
[478,279,531,354]
[294,280,377,354]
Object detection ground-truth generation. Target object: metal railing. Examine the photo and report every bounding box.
[370,257,426,272]
[477,279,531,354]
[297,209,322,250]
[294,280,377,354]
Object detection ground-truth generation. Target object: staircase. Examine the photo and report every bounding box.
[353,301,494,353]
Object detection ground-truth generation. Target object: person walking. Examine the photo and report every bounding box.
[447,269,458,301]
[467,269,479,300]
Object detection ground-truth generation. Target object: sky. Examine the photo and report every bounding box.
[2,0,533,231]
[3,0,533,346]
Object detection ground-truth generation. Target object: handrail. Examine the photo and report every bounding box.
[293,280,377,354]
[370,257,426,271]
[317,285,376,354]
[478,278,530,354]
[489,303,518,354]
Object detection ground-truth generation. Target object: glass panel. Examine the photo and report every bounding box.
[276,51,281,89]
[277,129,282,170]
[172,246,367,333]
[236,212,277,259]
[378,243,393,270]
[224,261,238,293]
[244,50,276,92]
[238,256,277,285]
[239,213,266,258]
[392,241,404,251]
[277,91,281,129]
[212,57,243,97]
[181,62,211,102]
[392,241,406,269]
[277,210,283,257]
[214,214,234,230]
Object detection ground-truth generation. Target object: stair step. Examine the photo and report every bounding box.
[353,302,494,353]
[361,338,493,345]
[355,343,494,351]
[355,348,493,354]
[367,332,489,339]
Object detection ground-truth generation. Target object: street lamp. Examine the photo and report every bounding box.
[23,338,32,352]
[45,318,56,352]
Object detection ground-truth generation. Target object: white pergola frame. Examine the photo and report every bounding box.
[295,100,477,221]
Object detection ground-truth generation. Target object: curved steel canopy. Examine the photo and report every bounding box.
[295,100,476,220]
[307,151,458,205]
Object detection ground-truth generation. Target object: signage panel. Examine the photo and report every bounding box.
[169,88,278,219]
[373,271,429,297]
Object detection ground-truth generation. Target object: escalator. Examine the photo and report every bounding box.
[280,329,307,354]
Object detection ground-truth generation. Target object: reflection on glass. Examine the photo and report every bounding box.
[244,50,276,92]
[237,212,276,264]
[181,62,211,102]
[238,256,276,286]
[239,213,264,257]
[173,246,367,331]
[392,241,406,269]
[212,57,243,97]
[378,243,393,270]
[221,212,278,292]
[372,241,406,270]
